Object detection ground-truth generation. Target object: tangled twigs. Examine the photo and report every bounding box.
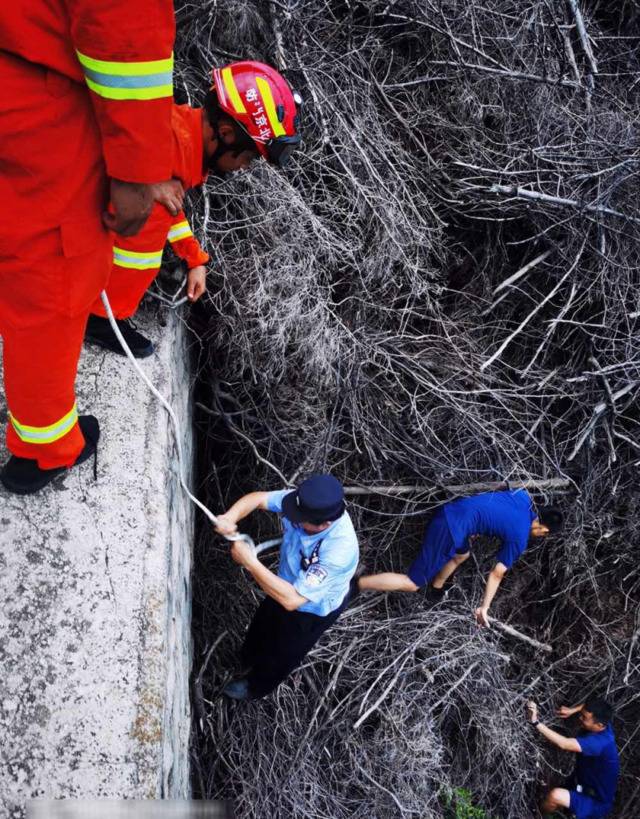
[175,1,640,816]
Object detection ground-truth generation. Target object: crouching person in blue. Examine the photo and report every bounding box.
[527,697,619,818]
[214,474,358,700]
[359,489,563,625]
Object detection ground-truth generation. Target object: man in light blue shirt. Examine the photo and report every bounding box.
[215,473,359,700]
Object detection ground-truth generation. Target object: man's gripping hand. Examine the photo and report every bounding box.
[214,513,239,538]
[187,265,207,301]
[556,704,581,719]
[103,179,154,236]
[230,539,258,569]
[475,606,490,628]
[151,178,185,216]
[104,178,185,236]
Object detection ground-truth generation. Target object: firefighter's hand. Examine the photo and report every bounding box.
[527,701,538,723]
[151,178,184,216]
[230,539,258,568]
[104,179,155,236]
[187,265,207,301]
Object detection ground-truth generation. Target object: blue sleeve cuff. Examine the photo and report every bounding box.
[496,541,526,569]
[266,489,288,513]
[575,734,603,756]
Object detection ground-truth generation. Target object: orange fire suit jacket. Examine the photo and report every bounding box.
[93,103,210,319]
[0,0,175,183]
[0,0,176,326]
[0,0,175,468]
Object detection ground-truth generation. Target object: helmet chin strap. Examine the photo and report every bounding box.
[206,121,235,173]
[207,145,230,175]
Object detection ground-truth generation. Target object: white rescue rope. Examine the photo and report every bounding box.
[100,289,258,553]
[254,537,283,556]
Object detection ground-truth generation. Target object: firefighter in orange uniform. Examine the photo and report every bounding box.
[0,0,180,494]
[84,62,303,358]
[85,103,213,358]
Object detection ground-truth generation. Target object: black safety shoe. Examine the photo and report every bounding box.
[424,585,447,607]
[0,415,100,495]
[85,314,154,358]
[223,678,251,700]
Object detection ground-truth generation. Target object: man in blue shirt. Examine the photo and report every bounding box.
[359,489,563,625]
[214,473,359,700]
[527,696,619,817]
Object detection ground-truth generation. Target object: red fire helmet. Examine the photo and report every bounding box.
[212,61,302,166]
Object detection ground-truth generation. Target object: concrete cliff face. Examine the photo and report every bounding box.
[0,308,193,817]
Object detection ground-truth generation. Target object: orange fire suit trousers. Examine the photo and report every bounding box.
[90,206,177,320]
[90,208,208,320]
[0,54,112,469]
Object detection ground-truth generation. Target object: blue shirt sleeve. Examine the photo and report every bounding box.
[495,538,527,569]
[577,732,608,756]
[266,489,290,514]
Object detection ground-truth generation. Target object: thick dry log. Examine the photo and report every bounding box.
[344,477,572,497]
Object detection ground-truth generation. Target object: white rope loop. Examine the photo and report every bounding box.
[99,290,256,552]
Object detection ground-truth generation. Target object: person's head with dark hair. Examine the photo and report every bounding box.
[581,696,614,731]
[529,505,564,538]
[202,61,302,176]
[202,90,260,175]
[538,506,563,533]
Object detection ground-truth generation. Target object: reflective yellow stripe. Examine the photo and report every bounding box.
[113,246,164,270]
[222,67,246,114]
[84,77,173,101]
[76,51,173,76]
[9,404,78,444]
[76,50,173,101]
[256,77,286,137]
[168,221,193,243]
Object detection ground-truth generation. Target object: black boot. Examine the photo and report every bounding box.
[85,314,154,358]
[1,415,100,495]
[222,678,251,700]
[424,585,447,606]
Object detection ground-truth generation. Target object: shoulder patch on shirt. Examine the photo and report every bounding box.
[305,564,328,587]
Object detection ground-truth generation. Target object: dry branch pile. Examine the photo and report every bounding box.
[169,1,640,816]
